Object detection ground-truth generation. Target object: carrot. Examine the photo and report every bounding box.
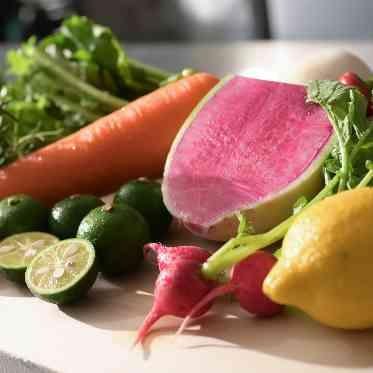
[0,73,219,205]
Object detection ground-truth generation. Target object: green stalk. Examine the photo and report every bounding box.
[28,74,103,121]
[357,168,373,187]
[327,109,349,192]
[51,95,101,122]
[128,58,171,83]
[350,124,373,162]
[30,49,128,110]
[17,128,65,146]
[201,174,341,281]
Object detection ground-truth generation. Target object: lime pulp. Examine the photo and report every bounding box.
[25,238,98,304]
[0,232,59,283]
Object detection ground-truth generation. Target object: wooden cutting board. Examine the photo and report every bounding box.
[1,221,373,373]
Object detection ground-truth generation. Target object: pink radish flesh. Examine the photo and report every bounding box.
[177,251,282,335]
[144,243,211,271]
[135,259,215,345]
[163,76,333,240]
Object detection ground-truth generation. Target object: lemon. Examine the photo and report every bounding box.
[263,187,373,330]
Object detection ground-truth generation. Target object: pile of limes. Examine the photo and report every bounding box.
[0,179,172,304]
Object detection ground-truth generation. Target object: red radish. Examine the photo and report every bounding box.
[144,243,211,271]
[339,72,373,116]
[135,258,216,345]
[231,251,282,316]
[177,251,282,335]
[339,72,370,98]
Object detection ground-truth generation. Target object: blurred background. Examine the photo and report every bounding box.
[0,0,373,42]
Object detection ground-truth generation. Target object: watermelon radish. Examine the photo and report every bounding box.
[162,76,334,241]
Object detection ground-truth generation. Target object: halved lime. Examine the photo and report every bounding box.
[0,232,59,284]
[25,238,98,304]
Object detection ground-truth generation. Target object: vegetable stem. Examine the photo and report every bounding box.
[202,174,341,281]
[51,95,100,122]
[327,110,349,191]
[128,58,171,82]
[357,169,373,187]
[31,49,128,110]
[351,124,373,162]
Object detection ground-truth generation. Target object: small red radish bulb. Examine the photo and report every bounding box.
[231,251,283,316]
[144,243,211,271]
[135,245,215,345]
[338,72,373,115]
[339,72,370,98]
[177,251,283,335]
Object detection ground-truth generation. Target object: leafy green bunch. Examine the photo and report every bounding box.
[0,15,185,167]
[308,80,373,191]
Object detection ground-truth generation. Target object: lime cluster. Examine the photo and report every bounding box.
[0,179,172,304]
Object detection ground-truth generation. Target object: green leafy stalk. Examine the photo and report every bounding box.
[50,95,99,122]
[29,48,128,110]
[328,110,349,191]
[307,80,368,190]
[357,161,373,187]
[127,58,171,84]
[202,174,340,280]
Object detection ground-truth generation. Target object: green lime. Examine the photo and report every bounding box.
[49,195,104,239]
[0,195,49,239]
[25,238,98,304]
[114,179,172,239]
[0,232,59,284]
[77,204,150,276]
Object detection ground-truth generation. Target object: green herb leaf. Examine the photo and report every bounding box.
[307,80,350,106]
[307,80,370,191]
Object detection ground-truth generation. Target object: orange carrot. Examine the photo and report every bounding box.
[0,73,219,205]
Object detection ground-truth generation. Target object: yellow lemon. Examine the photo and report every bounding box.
[263,187,373,329]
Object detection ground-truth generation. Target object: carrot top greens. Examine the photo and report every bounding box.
[0,15,186,167]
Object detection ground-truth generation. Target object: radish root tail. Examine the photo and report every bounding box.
[176,283,235,336]
[133,307,162,347]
